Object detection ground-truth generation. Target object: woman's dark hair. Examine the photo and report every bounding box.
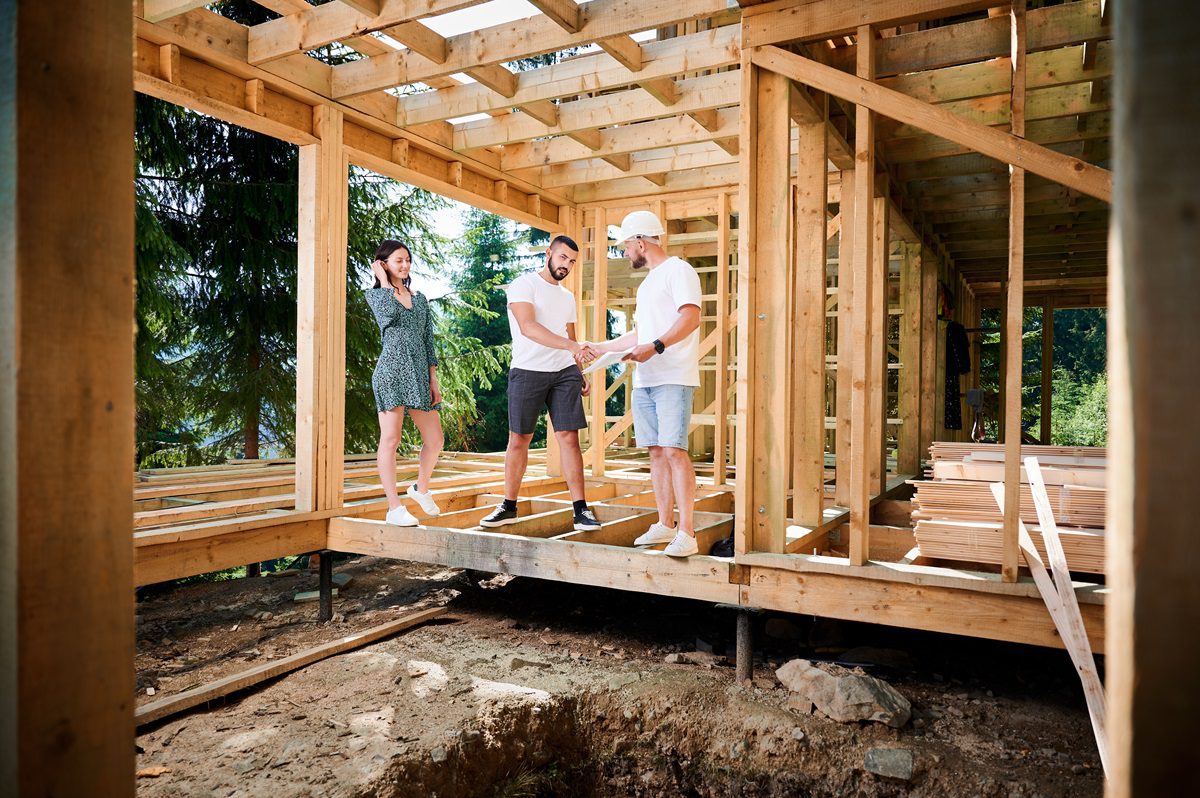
[373,240,413,290]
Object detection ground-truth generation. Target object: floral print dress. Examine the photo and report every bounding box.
[365,287,440,413]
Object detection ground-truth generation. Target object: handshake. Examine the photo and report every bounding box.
[572,341,603,366]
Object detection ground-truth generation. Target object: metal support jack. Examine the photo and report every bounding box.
[716,603,761,683]
[318,550,333,622]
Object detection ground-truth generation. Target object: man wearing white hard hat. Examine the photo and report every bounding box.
[585,210,703,557]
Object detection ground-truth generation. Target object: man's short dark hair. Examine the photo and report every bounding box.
[549,234,579,253]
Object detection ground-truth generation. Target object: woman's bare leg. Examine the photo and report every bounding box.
[405,408,445,493]
[377,409,406,510]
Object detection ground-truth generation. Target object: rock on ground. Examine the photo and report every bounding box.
[776,658,911,728]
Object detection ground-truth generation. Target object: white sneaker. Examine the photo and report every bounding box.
[634,522,677,546]
[663,531,699,558]
[406,484,441,516]
[385,504,419,527]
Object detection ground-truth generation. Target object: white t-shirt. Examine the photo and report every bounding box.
[633,257,702,388]
[506,271,578,372]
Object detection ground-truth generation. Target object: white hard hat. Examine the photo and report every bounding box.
[613,210,665,244]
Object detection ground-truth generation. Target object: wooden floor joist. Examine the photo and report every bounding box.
[135,607,447,727]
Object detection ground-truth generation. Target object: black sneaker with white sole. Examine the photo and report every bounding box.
[573,508,601,531]
[480,504,519,528]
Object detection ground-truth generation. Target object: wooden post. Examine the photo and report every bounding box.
[834,167,856,508]
[791,98,828,525]
[1001,1,1026,583]
[1040,302,1053,444]
[898,243,922,474]
[0,2,135,793]
[713,191,732,485]
[918,245,938,460]
[869,190,889,493]
[735,57,791,554]
[590,206,608,476]
[296,106,348,513]
[848,25,877,565]
[1109,1,1200,794]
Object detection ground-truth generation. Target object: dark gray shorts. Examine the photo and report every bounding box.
[507,366,587,435]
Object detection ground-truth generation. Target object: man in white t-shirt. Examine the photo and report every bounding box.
[480,235,602,533]
[586,211,703,557]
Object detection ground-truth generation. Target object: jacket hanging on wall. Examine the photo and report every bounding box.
[944,321,971,430]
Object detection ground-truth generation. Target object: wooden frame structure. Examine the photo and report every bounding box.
[5,1,1198,794]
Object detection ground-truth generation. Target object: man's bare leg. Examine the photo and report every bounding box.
[504,431,534,501]
[664,446,696,535]
[648,445,676,528]
[556,429,586,502]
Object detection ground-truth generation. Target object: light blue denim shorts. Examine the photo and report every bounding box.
[632,385,695,450]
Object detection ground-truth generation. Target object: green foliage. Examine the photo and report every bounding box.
[1052,370,1108,446]
[445,210,540,451]
[975,306,1107,442]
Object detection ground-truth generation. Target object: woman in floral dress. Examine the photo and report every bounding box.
[365,240,444,526]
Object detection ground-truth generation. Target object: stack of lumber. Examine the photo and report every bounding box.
[912,443,1106,574]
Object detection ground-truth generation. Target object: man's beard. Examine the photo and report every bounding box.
[548,259,569,282]
[630,253,647,270]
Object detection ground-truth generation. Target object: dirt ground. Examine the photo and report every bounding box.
[134,556,1104,797]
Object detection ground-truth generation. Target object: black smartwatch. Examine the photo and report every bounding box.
[652,339,666,355]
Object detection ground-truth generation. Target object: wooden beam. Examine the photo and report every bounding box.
[792,96,829,526]
[247,0,480,64]
[244,77,265,114]
[834,165,855,508]
[598,34,644,71]
[519,99,559,127]
[386,20,448,63]
[455,72,737,150]
[399,25,740,126]
[898,243,922,473]
[918,245,939,459]
[466,63,518,99]
[1108,1,1200,794]
[713,191,732,486]
[144,0,208,23]
[1,1,134,792]
[296,107,348,514]
[591,206,608,476]
[158,42,180,84]
[528,0,582,33]
[869,191,889,493]
[135,608,446,727]
[750,46,1113,202]
[735,60,791,554]
[1002,1,1026,583]
[848,26,877,566]
[639,77,680,106]
[741,0,996,48]
[330,0,730,98]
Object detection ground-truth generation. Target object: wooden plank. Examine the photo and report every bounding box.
[741,0,996,48]
[331,0,731,98]
[868,192,888,494]
[400,25,740,126]
[750,46,1113,202]
[590,206,608,476]
[1,2,135,792]
[136,608,446,726]
[834,167,855,507]
[1107,5,1200,793]
[1002,1,1026,583]
[713,192,732,486]
[792,101,828,525]
[848,26,876,566]
[1022,459,1108,773]
[296,106,348,514]
[736,62,791,554]
[328,518,741,604]
[898,243,922,472]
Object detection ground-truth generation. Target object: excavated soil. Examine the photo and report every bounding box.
[134,556,1103,797]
